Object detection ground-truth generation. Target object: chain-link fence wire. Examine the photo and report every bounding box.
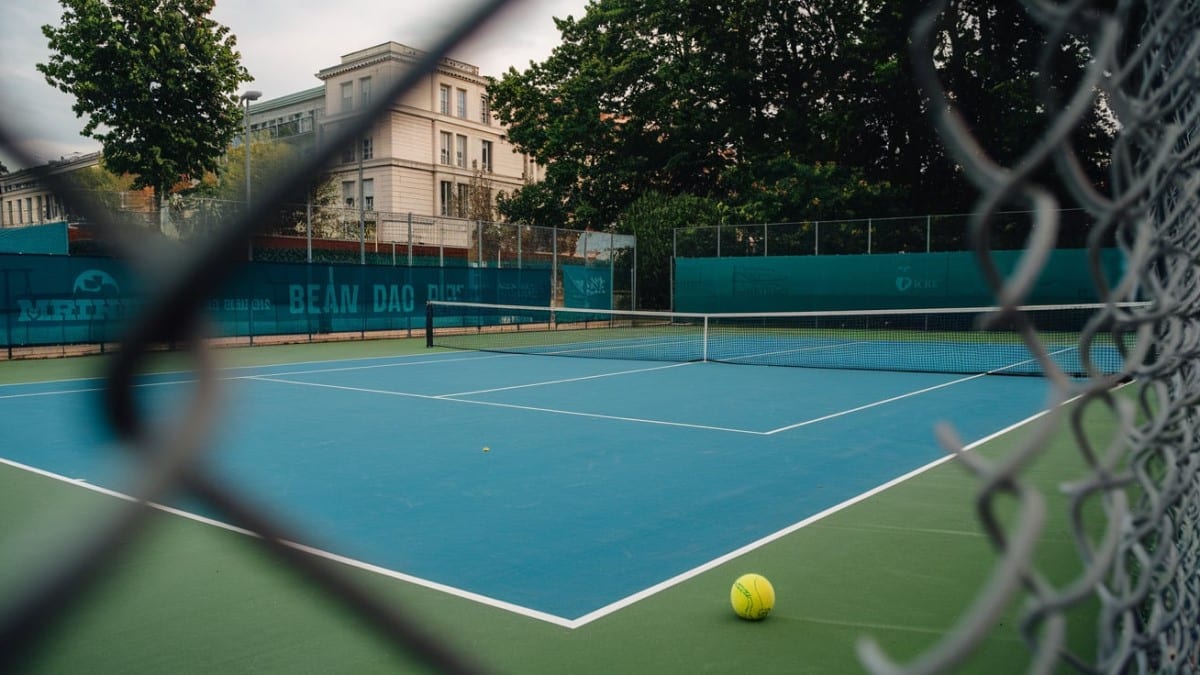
[0,1,521,672]
[672,209,1108,258]
[857,1,1200,673]
[62,194,640,306]
[5,1,1199,672]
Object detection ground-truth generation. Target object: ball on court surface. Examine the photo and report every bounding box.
[730,573,775,620]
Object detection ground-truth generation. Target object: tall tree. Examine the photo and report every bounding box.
[492,0,1113,232]
[39,0,251,230]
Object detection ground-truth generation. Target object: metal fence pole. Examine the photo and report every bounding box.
[867,218,873,254]
[407,212,414,266]
[671,228,676,311]
[926,214,932,253]
[357,153,365,265]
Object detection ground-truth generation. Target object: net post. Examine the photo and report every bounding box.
[425,301,434,348]
[702,316,709,362]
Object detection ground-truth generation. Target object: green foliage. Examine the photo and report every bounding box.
[38,0,251,224]
[63,162,141,213]
[189,140,341,238]
[490,0,1114,304]
[619,192,723,309]
[722,157,897,224]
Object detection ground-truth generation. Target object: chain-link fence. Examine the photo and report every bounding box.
[62,195,638,310]
[674,208,1108,258]
[2,1,1198,673]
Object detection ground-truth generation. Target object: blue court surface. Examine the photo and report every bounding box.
[0,351,1054,623]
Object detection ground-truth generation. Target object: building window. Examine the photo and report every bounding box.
[481,140,493,172]
[439,84,451,115]
[456,88,467,118]
[361,136,373,160]
[359,77,372,107]
[5,202,12,226]
[342,181,355,208]
[455,134,466,168]
[456,183,469,218]
[341,143,356,164]
[439,131,452,165]
[341,82,353,112]
[480,94,490,124]
[439,181,452,216]
[362,179,374,211]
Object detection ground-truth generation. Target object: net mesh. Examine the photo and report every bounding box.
[427,300,1136,377]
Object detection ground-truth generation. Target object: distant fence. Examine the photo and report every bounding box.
[673,209,1106,258]
[674,248,1124,313]
[0,253,552,352]
[65,197,639,309]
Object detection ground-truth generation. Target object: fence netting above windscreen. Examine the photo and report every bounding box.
[426,300,1137,377]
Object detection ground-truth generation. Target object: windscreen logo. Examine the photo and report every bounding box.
[570,274,608,297]
[895,267,939,292]
[17,269,136,322]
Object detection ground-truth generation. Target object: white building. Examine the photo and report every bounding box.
[0,152,101,228]
[250,42,539,231]
[1,42,541,242]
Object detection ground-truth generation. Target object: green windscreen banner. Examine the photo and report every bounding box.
[0,222,69,255]
[674,248,1124,312]
[561,264,612,309]
[0,254,551,348]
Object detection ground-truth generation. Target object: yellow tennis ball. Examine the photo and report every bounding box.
[730,573,775,620]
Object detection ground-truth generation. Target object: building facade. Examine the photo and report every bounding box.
[250,41,539,231]
[0,152,101,228]
[1,42,540,241]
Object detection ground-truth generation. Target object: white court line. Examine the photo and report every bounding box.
[0,353,504,401]
[565,393,1089,628]
[0,380,1115,630]
[249,375,766,435]
[0,455,576,628]
[436,361,695,397]
[0,348,477,390]
[763,372,989,435]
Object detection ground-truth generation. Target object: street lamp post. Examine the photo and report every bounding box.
[239,90,261,260]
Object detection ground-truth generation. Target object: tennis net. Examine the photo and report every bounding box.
[425,300,1137,376]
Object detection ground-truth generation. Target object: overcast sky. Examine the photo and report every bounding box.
[0,0,591,171]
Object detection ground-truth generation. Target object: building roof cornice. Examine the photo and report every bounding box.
[316,41,486,84]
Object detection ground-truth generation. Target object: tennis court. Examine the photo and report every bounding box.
[3,326,1064,626]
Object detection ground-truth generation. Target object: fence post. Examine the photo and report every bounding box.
[926,214,932,253]
[632,238,638,310]
[306,197,312,263]
[407,212,414,266]
[552,226,559,307]
[867,218,873,254]
[763,223,768,256]
[671,228,676,311]
[814,221,820,255]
